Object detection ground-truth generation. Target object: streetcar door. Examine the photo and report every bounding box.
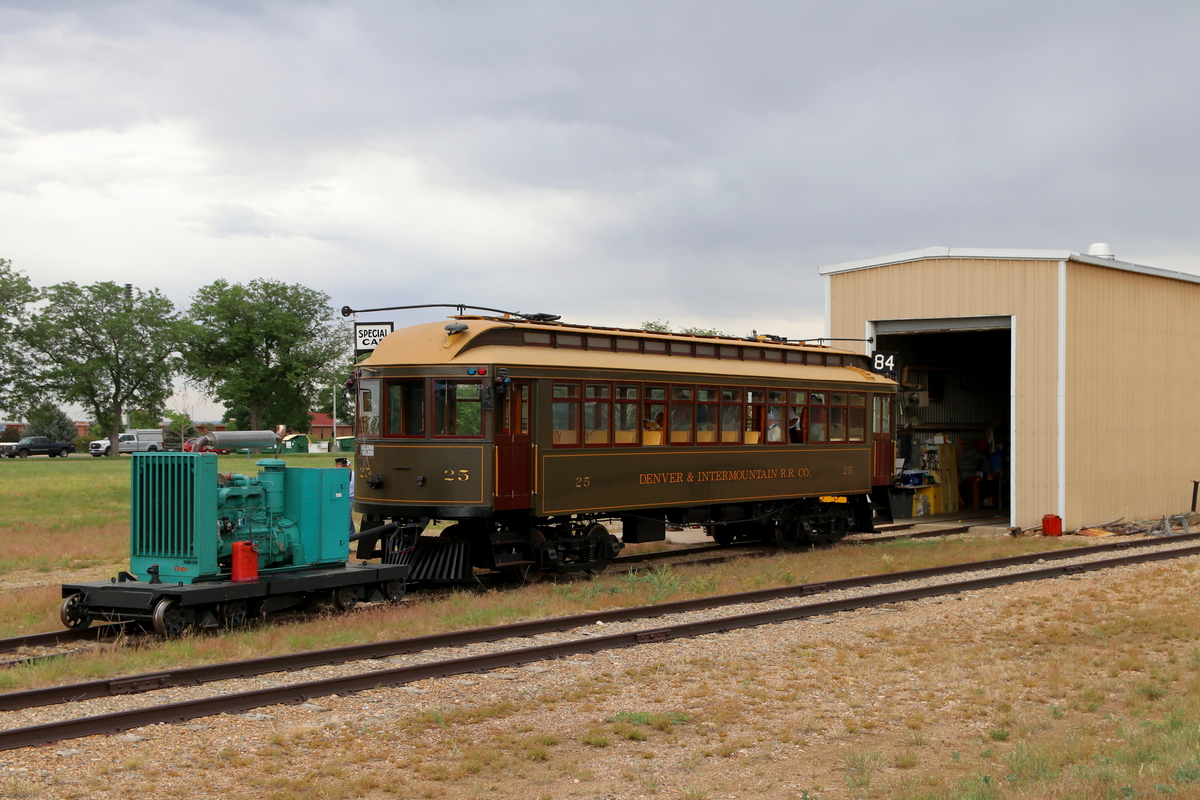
[871,394,894,485]
[494,380,532,509]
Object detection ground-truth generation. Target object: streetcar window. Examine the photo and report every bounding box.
[385,379,425,437]
[644,340,667,354]
[744,348,763,361]
[587,335,613,350]
[829,408,847,441]
[670,341,692,356]
[720,388,741,443]
[873,395,891,435]
[615,385,639,444]
[831,393,847,406]
[695,344,716,358]
[827,354,842,367]
[616,338,641,352]
[810,391,826,404]
[786,350,805,363]
[669,386,694,443]
[556,333,583,349]
[643,385,666,446]
[499,381,529,435]
[764,349,783,362]
[790,391,807,404]
[584,384,611,446]
[696,388,718,443]
[850,393,865,406]
[358,379,381,437]
[744,389,764,444]
[766,397,784,443]
[806,352,824,366]
[433,381,483,437]
[848,407,866,442]
[719,345,740,359]
[552,382,580,446]
[523,332,552,346]
[789,406,806,443]
[809,407,828,442]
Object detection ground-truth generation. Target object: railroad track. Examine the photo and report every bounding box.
[1,531,1199,751]
[0,527,965,659]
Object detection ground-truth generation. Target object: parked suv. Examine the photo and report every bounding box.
[89,429,164,457]
[1,437,76,458]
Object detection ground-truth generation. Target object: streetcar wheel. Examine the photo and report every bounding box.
[217,600,248,629]
[709,526,736,547]
[151,598,188,637]
[775,524,803,550]
[333,585,359,612]
[59,593,91,630]
[380,579,406,603]
[583,523,614,575]
[514,529,547,584]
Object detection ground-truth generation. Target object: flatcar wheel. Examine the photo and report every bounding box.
[514,529,547,584]
[380,579,406,603]
[217,600,248,629]
[151,598,188,637]
[774,524,803,550]
[333,585,359,612]
[59,593,91,630]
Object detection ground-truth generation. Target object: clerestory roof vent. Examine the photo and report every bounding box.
[1087,242,1116,259]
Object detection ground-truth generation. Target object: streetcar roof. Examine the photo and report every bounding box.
[362,318,898,387]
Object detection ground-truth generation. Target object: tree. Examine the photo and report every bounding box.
[162,409,198,451]
[23,401,77,442]
[30,282,185,458]
[641,319,729,337]
[0,260,38,418]
[184,279,350,433]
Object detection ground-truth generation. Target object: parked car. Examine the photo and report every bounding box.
[1,437,76,458]
[89,429,164,457]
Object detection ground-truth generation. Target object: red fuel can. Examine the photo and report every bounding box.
[231,541,259,581]
[1042,514,1063,537]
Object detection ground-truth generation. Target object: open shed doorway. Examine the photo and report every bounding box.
[873,320,1011,525]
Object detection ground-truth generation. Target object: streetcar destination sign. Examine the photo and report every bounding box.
[355,321,394,357]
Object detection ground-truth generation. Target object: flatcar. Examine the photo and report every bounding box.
[348,311,899,583]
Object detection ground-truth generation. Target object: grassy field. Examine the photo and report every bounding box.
[0,452,357,575]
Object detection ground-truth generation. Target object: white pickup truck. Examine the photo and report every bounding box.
[89,429,164,457]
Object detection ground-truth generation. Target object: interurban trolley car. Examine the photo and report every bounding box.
[349,314,899,582]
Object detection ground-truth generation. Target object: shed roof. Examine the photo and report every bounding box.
[818,247,1200,287]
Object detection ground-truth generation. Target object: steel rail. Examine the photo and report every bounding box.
[0,533,1197,717]
[0,625,130,656]
[1,540,1199,751]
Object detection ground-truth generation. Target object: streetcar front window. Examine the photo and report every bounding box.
[385,379,425,437]
[358,379,380,437]
[433,381,483,437]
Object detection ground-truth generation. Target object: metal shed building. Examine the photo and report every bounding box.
[821,246,1200,529]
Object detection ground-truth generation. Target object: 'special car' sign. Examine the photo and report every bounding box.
[355,321,394,357]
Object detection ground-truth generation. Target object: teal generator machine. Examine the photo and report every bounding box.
[61,450,409,636]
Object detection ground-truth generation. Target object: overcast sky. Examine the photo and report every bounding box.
[4,1,1199,421]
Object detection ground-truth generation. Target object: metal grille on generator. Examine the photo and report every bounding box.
[130,453,200,559]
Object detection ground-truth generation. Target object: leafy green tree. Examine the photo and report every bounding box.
[641,319,671,332]
[0,260,38,418]
[30,282,185,458]
[23,401,77,442]
[162,409,198,450]
[184,279,350,433]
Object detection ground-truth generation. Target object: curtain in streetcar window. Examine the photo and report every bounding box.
[584,384,611,445]
[696,388,718,443]
[386,379,425,436]
[720,388,741,443]
[552,383,580,445]
[358,379,380,436]
[669,386,694,443]
[433,381,483,437]
[614,385,639,444]
[643,386,666,446]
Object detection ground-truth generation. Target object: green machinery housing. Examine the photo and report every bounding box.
[129,453,351,582]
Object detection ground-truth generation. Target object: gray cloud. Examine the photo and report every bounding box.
[1,0,1199,338]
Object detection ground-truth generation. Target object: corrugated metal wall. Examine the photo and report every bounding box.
[829,258,1059,527]
[1066,262,1200,524]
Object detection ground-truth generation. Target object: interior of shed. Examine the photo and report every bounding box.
[875,328,1010,522]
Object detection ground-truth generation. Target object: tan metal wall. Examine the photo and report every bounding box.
[828,258,1059,528]
[1066,263,1200,524]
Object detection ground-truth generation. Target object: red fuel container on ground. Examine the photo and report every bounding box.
[1042,514,1062,537]
[231,541,259,581]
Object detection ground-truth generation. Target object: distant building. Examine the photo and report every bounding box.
[309,412,352,440]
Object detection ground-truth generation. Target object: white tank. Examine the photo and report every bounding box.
[1086,242,1116,259]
